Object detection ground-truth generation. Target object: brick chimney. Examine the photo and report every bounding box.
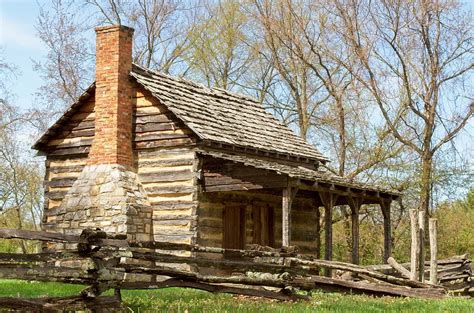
[89,25,134,168]
[46,25,153,243]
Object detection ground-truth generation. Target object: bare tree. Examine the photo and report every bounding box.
[330,0,474,231]
[182,0,257,90]
[133,0,191,71]
[252,0,411,261]
[0,47,17,101]
[34,0,94,131]
[85,0,126,25]
[253,1,327,140]
[0,47,25,131]
[254,0,405,179]
[85,0,195,73]
[0,52,43,253]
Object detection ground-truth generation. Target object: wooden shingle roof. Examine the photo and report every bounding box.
[131,64,329,163]
[33,64,328,164]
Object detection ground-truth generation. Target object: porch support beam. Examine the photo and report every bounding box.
[282,186,298,247]
[315,206,321,259]
[380,199,392,263]
[295,181,399,205]
[348,196,363,265]
[319,192,339,277]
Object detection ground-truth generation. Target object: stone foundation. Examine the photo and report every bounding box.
[44,164,152,242]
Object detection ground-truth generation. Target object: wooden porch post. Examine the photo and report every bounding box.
[282,186,297,247]
[315,206,321,259]
[319,192,338,277]
[324,203,332,276]
[380,199,392,263]
[348,196,362,265]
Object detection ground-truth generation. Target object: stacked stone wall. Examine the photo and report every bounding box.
[45,164,152,244]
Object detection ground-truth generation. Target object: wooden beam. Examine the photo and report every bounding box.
[296,181,398,204]
[348,196,362,265]
[319,192,339,277]
[380,200,392,263]
[387,257,411,279]
[282,187,297,247]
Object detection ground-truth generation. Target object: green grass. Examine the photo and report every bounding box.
[0,280,472,312]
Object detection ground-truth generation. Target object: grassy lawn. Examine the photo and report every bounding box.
[0,280,472,312]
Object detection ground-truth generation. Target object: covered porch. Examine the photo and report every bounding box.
[282,180,396,274]
[197,150,400,272]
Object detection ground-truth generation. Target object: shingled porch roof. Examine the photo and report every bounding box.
[198,150,400,199]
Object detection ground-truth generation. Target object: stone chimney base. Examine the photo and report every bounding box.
[45,164,153,243]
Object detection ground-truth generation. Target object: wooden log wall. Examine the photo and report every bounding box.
[45,96,95,156]
[42,96,95,231]
[42,86,201,246]
[134,88,199,245]
[197,190,318,254]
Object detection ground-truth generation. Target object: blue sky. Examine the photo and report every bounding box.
[0,0,47,110]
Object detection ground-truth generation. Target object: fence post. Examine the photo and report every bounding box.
[429,218,438,285]
[418,211,425,282]
[409,209,419,281]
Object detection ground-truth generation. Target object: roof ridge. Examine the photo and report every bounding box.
[132,63,262,106]
[132,63,211,93]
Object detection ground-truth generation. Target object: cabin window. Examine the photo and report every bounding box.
[222,205,246,250]
[252,205,275,247]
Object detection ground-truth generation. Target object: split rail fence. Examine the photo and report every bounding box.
[0,228,470,311]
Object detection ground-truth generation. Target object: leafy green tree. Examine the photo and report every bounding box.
[435,188,474,258]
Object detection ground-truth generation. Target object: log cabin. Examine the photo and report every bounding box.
[33,25,400,266]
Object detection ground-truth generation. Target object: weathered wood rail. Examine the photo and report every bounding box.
[367,255,472,283]
[367,254,473,296]
[0,228,458,310]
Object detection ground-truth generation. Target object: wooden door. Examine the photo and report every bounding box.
[223,205,246,249]
[252,205,275,247]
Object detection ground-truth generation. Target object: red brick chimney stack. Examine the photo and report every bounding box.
[89,25,134,168]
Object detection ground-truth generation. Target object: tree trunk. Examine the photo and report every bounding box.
[420,152,433,239]
[14,207,27,254]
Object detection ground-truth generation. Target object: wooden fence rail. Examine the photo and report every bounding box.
[366,254,472,292]
[0,228,466,310]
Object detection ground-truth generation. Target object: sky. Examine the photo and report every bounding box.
[0,0,47,110]
[2,0,474,110]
